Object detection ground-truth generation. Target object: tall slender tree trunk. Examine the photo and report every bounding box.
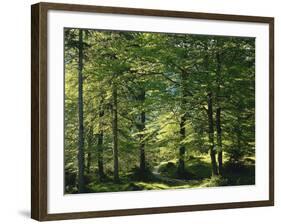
[215,52,223,175]
[235,114,242,162]
[97,100,105,180]
[112,80,119,182]
[178,114,186,177]
[77,29,85,192]
[86,125,93,175]
[207,92,218,176]
[137,88,146,176]
[216,108,223,174]
[178,72,188,178]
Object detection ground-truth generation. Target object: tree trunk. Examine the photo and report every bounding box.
[97,101,105,180]
[86,125,93,175]
[235,114,242,162]
[178,72,188,178]
[216,107,223,174]
[207,92,218,176]
[137,88,146,175]
[215,52,223,175]
[77,29,85,193]
[139,111,146,173]
[178,114,186,177]
[112,80,119,182]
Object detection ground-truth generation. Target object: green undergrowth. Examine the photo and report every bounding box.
[66,155,255,194]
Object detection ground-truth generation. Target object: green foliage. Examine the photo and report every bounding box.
[64,28,255,193]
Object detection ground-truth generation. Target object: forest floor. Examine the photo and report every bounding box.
[85,155,255,193]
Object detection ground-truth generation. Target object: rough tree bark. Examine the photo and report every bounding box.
[77,29,85,192]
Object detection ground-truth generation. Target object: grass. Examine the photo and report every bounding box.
[67,154,255,194]
[87,179,202,193]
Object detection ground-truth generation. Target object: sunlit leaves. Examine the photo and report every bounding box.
[64,28,255,187]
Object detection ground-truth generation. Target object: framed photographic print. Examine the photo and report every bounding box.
[31,2,274,221]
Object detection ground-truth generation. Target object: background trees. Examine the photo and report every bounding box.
[64,29,255,193]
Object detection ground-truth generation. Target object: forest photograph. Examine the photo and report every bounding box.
[64,28,255,194]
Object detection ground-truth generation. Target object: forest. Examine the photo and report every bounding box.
[64,28,255,194]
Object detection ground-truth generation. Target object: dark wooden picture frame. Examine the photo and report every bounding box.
[31,2,274,221]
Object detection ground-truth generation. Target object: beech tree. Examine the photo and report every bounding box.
[64,29,255,193]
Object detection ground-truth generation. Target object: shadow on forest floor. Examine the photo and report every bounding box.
[68,156,255,194]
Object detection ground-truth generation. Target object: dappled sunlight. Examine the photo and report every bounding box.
[64,28,255,194]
